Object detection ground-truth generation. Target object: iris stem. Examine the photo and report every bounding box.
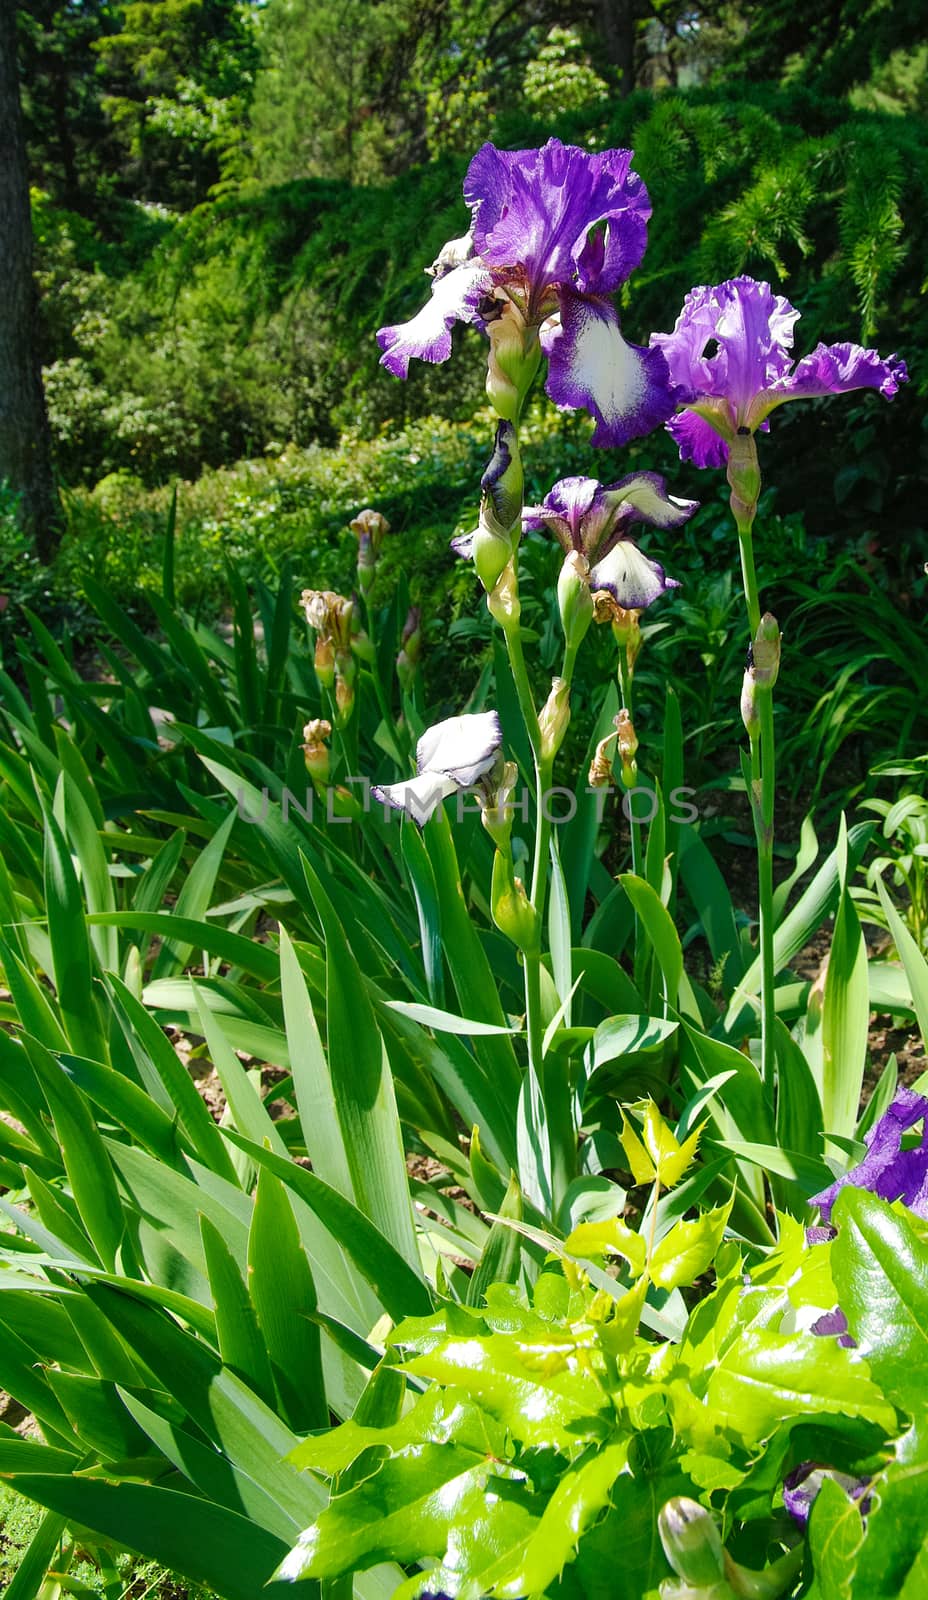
[616,649,643,880]
[500,557,582,1215]
[736,517,777,1104]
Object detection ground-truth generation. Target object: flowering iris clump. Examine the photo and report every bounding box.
[378,138,680,446]
[651,275,908,468]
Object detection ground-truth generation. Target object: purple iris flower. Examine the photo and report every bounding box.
[651,276,908,468]
[783,1464,871,1530]
[810,1088,928,1224]
[522,473,696,608]
[377,138,680,447]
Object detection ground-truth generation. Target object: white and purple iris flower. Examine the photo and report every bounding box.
[377,138,680,447]
[522,473,696,609]
[372,711,502,826]
[651,275,908,468]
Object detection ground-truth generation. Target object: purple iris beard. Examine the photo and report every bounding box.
[522,472,695,609]
[651,275,908,468]
[377,139,681,448]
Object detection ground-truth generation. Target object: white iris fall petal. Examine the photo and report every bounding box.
[372,711,503,825]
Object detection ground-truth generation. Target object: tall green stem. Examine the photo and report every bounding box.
[734,511,777,1102]
[616,648,643,880]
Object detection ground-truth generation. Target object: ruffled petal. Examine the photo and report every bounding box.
[416,711,502,785]
[546,292,679,448]
[377,259,492,378]
[522,476,603,553]
[667,408,731,468]
[465,138,650,298]
[372,772,458,825]
[600,471,699,534]
[765,341,908,407]
[589,538,680,609]
[810,1087,928,1223]
[652,277,797,421]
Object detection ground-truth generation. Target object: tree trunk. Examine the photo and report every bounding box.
[0,0,62,563]
[598,0,637,97]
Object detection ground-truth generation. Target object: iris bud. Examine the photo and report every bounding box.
[474,522,515,593]
[334,675,354,724]
[558,552,594,653]
[481,759,519,850]
[538,676,571,764]
[741,613,780,739]
[491,849,539,950]
[616,708,638,788]
[659,1499,726,1587]
[396,606,422,692]
[314,635,335,689]
[752,613,780,689]
[351,509,390,594]
[302,718,332,786]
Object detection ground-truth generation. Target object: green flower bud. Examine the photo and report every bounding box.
[659,1498,726,1587]
[558,552,594,653]
[616,708,638,789]
[351,508,390,594]
[314,635,335,690]
[538,676,570,764]
[740,666,760,740]
[474,521,515,593]
[302,718,332,786]
[491,848,539,950]
[752,612,780,689]
[481,759,519,850]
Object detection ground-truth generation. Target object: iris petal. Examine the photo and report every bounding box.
[377,259,492,378]
[546,293,679,448]
[589,539,680,608]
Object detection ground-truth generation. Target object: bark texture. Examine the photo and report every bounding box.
[0,0,62,562]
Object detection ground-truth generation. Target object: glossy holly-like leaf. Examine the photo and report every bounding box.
[276,1446,535,1583]
[564,1218,647,1278]
[290,1384,506,1477]
[397,1326,608,1451]
[707,1327,896,1449]
[620,1113,656,1183]
[649,1202,731,1291]
[831,1186,928,1414]
[482,1441,630,1598]
[806,1472,866,1600]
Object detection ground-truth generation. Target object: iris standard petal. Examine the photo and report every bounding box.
[377,258,492,378]
[465,138,650,299]
[652,277,797,420]
[546,292,679,448]
[588,539,680,608]
[522,476,604,552]
[416,710,502,785]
